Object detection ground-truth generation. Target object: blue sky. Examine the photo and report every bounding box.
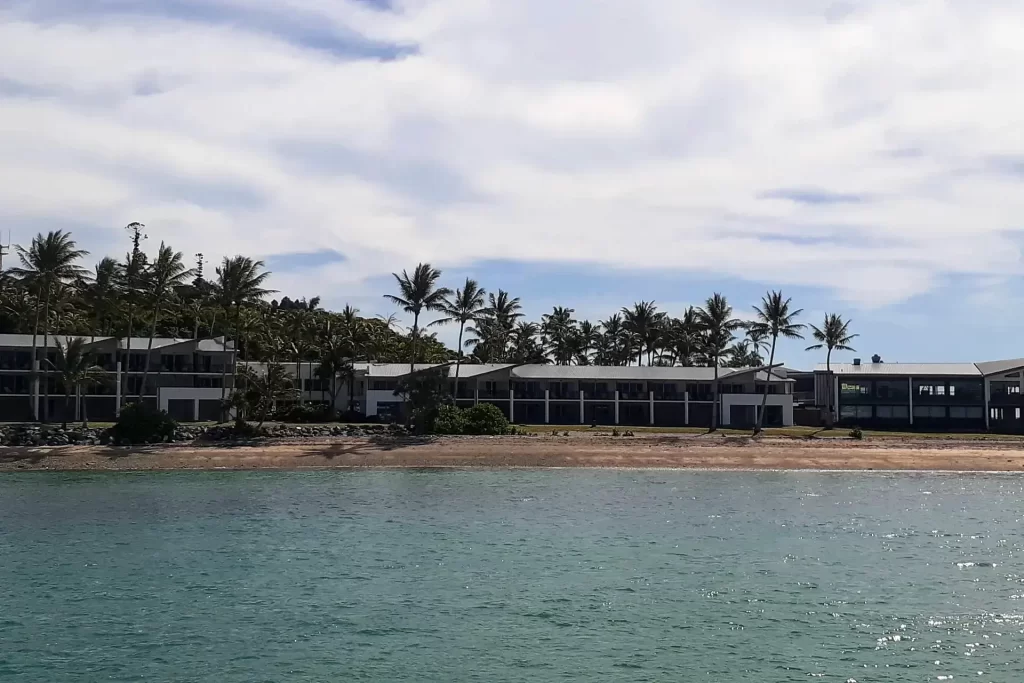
[2,0,1023,368]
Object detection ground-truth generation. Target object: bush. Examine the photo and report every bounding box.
[461,403,512,435]
[108,403,178,444]
[432,405,468,435]
[273,404,333,423]
[849,427,864,440]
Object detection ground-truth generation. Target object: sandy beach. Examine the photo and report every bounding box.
[4,432,1024,472]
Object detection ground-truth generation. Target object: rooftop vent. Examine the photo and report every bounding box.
[871,354,883,364]
[853,358,861,366]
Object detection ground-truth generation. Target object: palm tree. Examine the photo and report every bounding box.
[214,256,273,419]
[696,293,744,431]
[233,364,298,428]
[339,305,365,413]
[575,320,601,365]
[434,278,486,384]
[664,307,701,366]
[383,263,451,371]
[747,291,805,434]
[82,257,122,337]
[622,301,662,366]
[9,230,89,421]
[806,313,858,423]
[541,306,578,365]
[137,243,196,401]
[46,337,106,429]
[598,313,627,365]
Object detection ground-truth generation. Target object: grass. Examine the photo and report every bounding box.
[515,424,1024,441]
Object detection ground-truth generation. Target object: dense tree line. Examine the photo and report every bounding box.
[0,227,858,431]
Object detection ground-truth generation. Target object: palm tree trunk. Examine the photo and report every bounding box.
[754,338,777,435]
[138,306,160,402]
[82,389,89,429]
[121,308,134,410]
[826,347,834,427]
[219,306,230,421]
[711,363,719,432]
[41,287,52,423]
[410,312,420,372]
[28,289,42,421]
[62,388,70,430]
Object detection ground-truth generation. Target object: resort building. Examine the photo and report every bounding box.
[250,362,797,428]
[0,334,237,423]
[814,358,1024,432]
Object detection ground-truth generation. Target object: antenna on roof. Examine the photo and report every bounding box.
[0,231,10,272]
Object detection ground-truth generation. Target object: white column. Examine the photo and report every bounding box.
[649,390,655,425]
[579,388,585,425]
[474,387,479,406]
[614,390,620,425]
[115,361,122,417]
[75,385,81,421]
[193,399,200,422]
[544,389,550,424]
[984,376,991,430]
[833,373,839,422]
[509,386,515,424]
[908,376,914,426]
[684,384,690,425]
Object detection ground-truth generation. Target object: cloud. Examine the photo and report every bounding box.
[1,0,1023,316]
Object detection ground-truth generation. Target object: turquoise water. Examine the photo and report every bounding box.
[1,472,1023,682]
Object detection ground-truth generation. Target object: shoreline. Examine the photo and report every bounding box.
[5,433,1024,472]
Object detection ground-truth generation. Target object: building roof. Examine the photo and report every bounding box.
[819,358,1024,378]
[0,334,235,352]
[975,358,1024,377]
[355,363,791,382]
[818,362,982,377]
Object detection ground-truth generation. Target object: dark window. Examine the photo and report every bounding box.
[876,405,909,419]
[914,406,946,418]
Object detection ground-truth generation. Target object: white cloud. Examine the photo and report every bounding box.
[1,0,1023,313]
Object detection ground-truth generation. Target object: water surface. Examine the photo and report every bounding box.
[1,471,1023,681]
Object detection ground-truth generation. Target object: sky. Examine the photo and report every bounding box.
[2,0,1023,368]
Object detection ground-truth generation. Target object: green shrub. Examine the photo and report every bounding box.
[462,403,511,435]
[849,427,864,440]
[432,405,468,435]
[108,403,177,444]
[274,404,332,423]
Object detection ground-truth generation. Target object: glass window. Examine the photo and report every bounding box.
[875,381,908,400]
[950,407,984,419]
[876,405,909,419]
[841,382,871,396]
[914,406,946,418]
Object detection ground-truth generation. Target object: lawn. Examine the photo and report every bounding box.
[514,424,1024,441]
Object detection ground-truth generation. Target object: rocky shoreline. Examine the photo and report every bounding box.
[0,423,406,448]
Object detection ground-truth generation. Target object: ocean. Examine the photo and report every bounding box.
[1,470,1022,682]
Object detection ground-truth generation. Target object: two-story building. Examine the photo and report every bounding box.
[814,358,1024,432]
[250,362,797,428]
[0,334,236,423]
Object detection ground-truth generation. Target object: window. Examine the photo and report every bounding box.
[949,381,983,402]
[991,408,1005,421]
[875,381,909,400]
[914,406,946,419]
[917,385,934,396]
[876,405,909,419]
[935,385,946,396]
[841,405,872,419]
[841,382,871,396]
[1017,408,1022,420]
[1010,386,1022,395]
[949,407,984,419]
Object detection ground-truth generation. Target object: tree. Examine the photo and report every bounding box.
[383,263,451,371]
[696,294,744,431]
[82,257,122,337]
[435,278,486,385]
[664,307,701,366]
[214,256,273,420]
[622,301,664,366]
[118,222,149,411]
[806,313,858,423]
[46,337,107,429]
[541,306,578,365]
[233,364,298,428]
[747,291,804,434]
[9,230,89,421]
[138,243,195,400]
[575,320,601,365]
